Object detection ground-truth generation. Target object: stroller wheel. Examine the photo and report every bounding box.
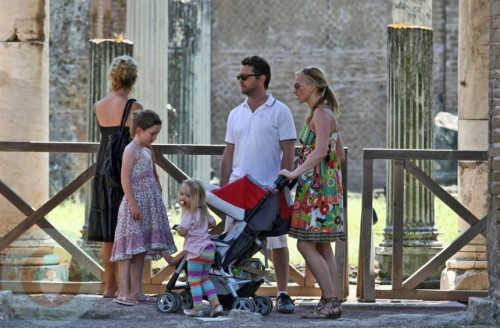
[157,292,181,313]
[232,297,256,312]
[253,296,273,316]
[179,291,193,309]
[172,292,183,311]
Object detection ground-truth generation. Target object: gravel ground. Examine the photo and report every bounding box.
[2,293,491,328]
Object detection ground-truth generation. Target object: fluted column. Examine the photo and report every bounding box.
[167,0,212,200]
[127,0,211,206]
[441,0,489,291]
[376,0,442,287]
[125,0,171,202]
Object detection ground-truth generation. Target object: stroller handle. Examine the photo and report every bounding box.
[271,175,292,191]
[269,175,297,191]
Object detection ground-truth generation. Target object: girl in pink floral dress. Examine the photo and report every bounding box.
[111,110,177,306]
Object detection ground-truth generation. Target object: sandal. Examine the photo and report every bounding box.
[301,297,342,320]
[210,304,223,317]
[183,308,205,317]
[300,297,327,318]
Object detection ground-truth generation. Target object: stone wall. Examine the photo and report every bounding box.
[488,0,500,301]
[49,0,91,197]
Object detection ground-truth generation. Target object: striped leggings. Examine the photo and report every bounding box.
[187,245,217,309]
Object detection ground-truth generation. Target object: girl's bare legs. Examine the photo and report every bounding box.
[116,259,132,300]
[317,243,337,296]
[102,242,118,297]
[130,252,147,300]
[297,240,334,297]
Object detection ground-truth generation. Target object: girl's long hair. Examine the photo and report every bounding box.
[181,179,210,224]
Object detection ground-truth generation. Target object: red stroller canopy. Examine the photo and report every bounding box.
[212,175,291,219]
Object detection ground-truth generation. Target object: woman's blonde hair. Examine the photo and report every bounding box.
[296,66,340,124]
[180,179,210,224]
[108,55,138,94]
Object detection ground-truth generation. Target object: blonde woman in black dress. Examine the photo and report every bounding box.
[88,55,143,298]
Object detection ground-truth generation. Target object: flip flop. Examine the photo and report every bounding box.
[113,297,138,306]
[137,296,157,303]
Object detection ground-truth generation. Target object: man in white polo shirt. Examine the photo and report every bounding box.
[220,56,297,314]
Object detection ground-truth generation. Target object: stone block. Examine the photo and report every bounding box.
[375,246,444,288]
[468,297,500,326]
[15,18,45,42]
[0,290,15,321]
[441,268,488,290]
[0,0,45,42]
[458,120,488,149]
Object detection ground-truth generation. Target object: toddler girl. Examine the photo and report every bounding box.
[165,179,223,317]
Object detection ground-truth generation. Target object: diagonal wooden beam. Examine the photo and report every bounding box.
[0,164,96,251]
[405,160,486,238]
[153,151,189,183]
[403,215,487,289]
[0,180,102,278]
[150,265,176,285]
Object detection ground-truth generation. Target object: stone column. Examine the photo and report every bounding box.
[125,0,171,203]
[376,0,443,287]
[126,0,212,206]
[441,0,489,291]
[0,1,67,283]
[166,0,212,202]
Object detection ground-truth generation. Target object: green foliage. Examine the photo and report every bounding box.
[47,194,458,267]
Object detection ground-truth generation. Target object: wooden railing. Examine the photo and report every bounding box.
[0,141,348,298]
[356,148,489,302]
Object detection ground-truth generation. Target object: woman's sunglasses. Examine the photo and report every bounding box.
[294,83,307,90]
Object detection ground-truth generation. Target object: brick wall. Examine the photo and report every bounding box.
[488,0,500,301]
[210,0,458,191]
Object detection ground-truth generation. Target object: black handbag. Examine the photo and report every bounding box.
[103,98,136,189]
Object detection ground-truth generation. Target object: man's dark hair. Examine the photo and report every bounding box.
[241,56,271,90]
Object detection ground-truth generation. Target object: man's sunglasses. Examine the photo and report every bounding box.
[236,73,261,81]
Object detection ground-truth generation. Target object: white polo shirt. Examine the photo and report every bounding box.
[225,94,297,187]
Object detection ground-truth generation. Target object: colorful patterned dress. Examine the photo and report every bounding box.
[110,145,177,261]
[289,125,346,242]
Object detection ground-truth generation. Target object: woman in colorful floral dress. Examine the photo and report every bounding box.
[279,66,345,320]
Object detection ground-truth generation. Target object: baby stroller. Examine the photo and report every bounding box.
[156,175,293,316]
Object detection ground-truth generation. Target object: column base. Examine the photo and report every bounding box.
[375,246,444,288]
[68,238,101,282]
[440,266,488,290]
[0,264,68,282]
[0,242,68,282]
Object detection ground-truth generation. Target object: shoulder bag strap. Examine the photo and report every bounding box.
[118,98,136,133]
